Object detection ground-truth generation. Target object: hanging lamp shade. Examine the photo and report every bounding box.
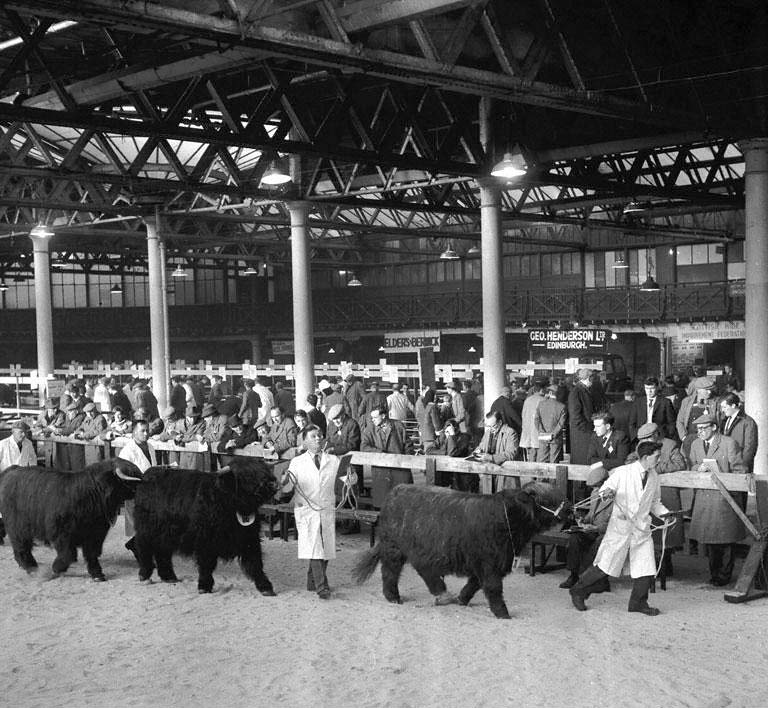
[171,264,187,278]
[0,281,8,292]
[440,244,460,260]
[347,276,362,287]
[490,150,527,179]
[468,345,477,353]
[110,283,123,295]
[623,201,644,215]
[260,161,292,185]
[466,245,480,255]
[639,275,660,292]
[328,347,336,354]
[612,253,628,269]
[243,265,258,276]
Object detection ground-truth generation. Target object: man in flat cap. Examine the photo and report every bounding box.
[0,420,36,472]
[687,412,746,586]
[73,402,107,441]
[635,422,687,571]
[32,398,65,437]
[676,376,719,458]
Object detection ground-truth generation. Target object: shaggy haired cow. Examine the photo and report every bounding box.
[133,457,278,594]
[353,481,567,618]
[0,459,144,580]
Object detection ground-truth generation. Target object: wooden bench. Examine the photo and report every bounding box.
[260,502,380,547]
[528,530,571,576]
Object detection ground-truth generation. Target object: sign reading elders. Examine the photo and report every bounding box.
[528,328,610,354]
[383,330,440,353]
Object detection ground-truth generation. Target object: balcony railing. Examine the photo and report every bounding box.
[0,280,746,340]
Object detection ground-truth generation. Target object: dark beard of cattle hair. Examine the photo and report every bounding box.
[0,459,141,545]
[352,482,564,585]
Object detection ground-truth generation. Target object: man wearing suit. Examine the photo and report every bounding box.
[361,406,414,507]
[719,393,758,472]
[568,368,595,464]
[633,377,677,440]
[687,413,747,586]
[535,384,567,462]
[585,411,631,486]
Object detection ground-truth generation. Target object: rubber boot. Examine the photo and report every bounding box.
[628,575,659,615]
[569,565,608,611]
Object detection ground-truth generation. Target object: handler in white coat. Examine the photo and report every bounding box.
[0,420,36,472]
[117,420,156,473]
[569,441,672,616]
[282,425,338,599]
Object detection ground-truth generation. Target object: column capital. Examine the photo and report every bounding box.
[285,199,313,213]
[28,232,52,250]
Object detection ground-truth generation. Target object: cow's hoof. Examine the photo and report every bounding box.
[91,575,107,582]
[434,593,458,606]
[198,587,213,594]
[260,589,277,597]
[160,577,180,584]
[385,596,402,605]
[494,613,512,620]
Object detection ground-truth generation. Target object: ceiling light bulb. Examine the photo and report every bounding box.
[260,161,292,186]
[490,150,527,179]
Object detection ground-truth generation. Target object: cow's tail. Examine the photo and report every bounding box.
[351,543,381,584]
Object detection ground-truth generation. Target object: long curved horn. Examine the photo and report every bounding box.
[114,465,143,482]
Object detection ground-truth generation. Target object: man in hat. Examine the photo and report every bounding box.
[688,412,746,586]
[33,398,65,436]
[325,403,361,457]
[264,406,298,458]
[207,374,230,404]
[535,384,567,462]
[343,374,365,421]
[53,401,85,437]
[444,381,466,431]
[634,377,677,441]
[489,386,522,434]
[520,380,546,461]
[0,420,36,472]
[676,376,719,456]
[568,368,596,464]
[322,382,349,427]
[635,422,687,571]
[357,381,387,430]
[73,402,107,441]
[200,402,229,468]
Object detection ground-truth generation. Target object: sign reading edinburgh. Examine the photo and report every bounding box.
[528,328,610,354]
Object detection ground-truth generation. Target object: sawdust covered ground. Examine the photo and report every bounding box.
[1,519,766,708]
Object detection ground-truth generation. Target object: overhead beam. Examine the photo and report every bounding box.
[336,0,476,32]
[15,0,701,126]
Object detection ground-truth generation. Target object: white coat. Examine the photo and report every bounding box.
[0,435,36,472]
[286,450,338,560]
[117,438,157,474]
[593,460,669,578]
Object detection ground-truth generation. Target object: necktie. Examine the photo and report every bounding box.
[648,399,654,419]
[314,454,321,469]
[602,435,610,448]
[703,440,710,454]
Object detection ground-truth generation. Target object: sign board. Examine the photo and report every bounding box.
[271,340,294,356]
[46,379,66,399]
[383,330,440,353]
[674,320,744,341]
[528,328,610,354]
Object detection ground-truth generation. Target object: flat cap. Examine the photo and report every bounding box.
[327,403,344,420]
[83,402,96,413]
[11,420,30,432]
[637,422,659,440]
[547,384,559,393]
[693,376,715,390]
[693,412,717,426]
[577,368,593,380]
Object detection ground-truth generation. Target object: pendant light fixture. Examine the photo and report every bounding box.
[490,146,527,179]
[260,160,292,186]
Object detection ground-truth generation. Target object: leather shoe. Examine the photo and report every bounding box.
[317,588,331,600]
[628,605,660,616]
[559,574,578,589]
[709,577,731,587]
[570,590,587,611]
[591,578,611,594]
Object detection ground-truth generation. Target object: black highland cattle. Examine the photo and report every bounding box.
[353,481,567,618]
[0,459,144,580]
[132,457,277,594]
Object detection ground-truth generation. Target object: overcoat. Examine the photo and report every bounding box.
[287,450,339,560]
[688,433,747,544]
[568,383,594,464]
[594,460,669,578]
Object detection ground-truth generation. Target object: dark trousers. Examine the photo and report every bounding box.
[565,531,601,575]
[307,559,329,593]
[707,543,737,584]
[572,565,654,611]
